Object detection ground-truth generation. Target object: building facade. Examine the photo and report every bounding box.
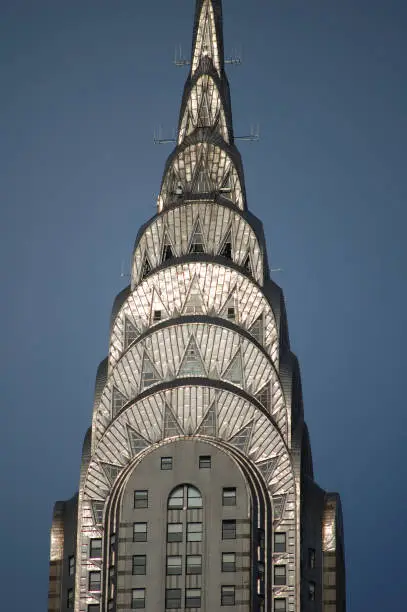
[48,2,346,612]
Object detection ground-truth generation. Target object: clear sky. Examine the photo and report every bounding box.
[1,1,406,610]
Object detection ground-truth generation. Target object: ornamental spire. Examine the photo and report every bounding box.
[157,0,246,213]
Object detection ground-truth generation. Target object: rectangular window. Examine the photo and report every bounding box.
[88,606,99,612]
[222,519,236,540]
[161,456,173,470]
[133,522,147,542]
[132,588,145,609]
[134,490,148,508]
[167,556,182,575]
[274,599,287,611]
[167,523,183,542]
[89,538,102,559]
[88,571,101,592]
[308,548,316,569]
[132,555,146,575]
[187,487,203,508]
[274,565,286,585]
[187,522,203,542]
[186,555,202,574]
[166,588,182,609]
[68,555,75,576]
[153,310,162,321]
[227,307,235,320]
[199,455,211,469]
[221,585,235,606]
[67,589,73,609]
[274,532,286,553]
[222,553,236,572]
[309,582,316,601]
[222,487,237,506]
[186,588,201,608]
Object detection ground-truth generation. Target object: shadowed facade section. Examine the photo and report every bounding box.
[48,2,346,611]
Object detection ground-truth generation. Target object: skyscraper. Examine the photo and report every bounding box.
[48,2,346,612]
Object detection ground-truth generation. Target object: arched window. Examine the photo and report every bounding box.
[167,485,203,509]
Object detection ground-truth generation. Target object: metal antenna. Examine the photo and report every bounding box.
[235,124,260,142]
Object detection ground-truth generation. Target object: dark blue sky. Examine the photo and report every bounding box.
[1,1,406,610]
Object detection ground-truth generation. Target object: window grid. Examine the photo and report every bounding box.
[221,585,235,606]
[274,532,286,553]
[199,455,211,468]
[167,523,183,543]
[275,598,287,611]
[186,555,202,575]
[133,522,147,542]
[132,555,146,575]
[186,588,201,608]
[274,565,286,585]
[167,556,182,575]
[222,553,236,572]
[308,548,316,569]
[88,571,101,592]
[161,457,173,470]
[166,588,182,609]
[222,519,236,540]
[187,522,203,542]
[68,555,75,576]
[222,487,237,506]
[89,538,102,559]
[67,588,73,609]
[132,588,146,609]
[134,490,148,509]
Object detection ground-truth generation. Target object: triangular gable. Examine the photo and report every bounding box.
[272,493,287,522]
[218,227,233,259]
[243,252,252,275]
[100,462,122,486]
[196,401,217,436]
[163,403,183,438]
[222,348,244,387]
[141,253,152,280]
[126,424,149,457]
[191,158,213,195]
[249,314,263,345]
[140,352,161,389]
[228,421,254,454]
[161,227,176,263]
[178,336,207,377]
[255,382,270,411]
[124,318,139,349]
[182,275,206,314]
[197,90,212,127]
[220,289,237,322]
[219,170,232,193]
[149,287,170,324]
[188,217,206,253]
[112,386,128,417]
[256,457,279,484]
[192,0,220,75]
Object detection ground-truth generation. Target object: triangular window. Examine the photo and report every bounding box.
[219,229,233,260]
[126,425,149,457]
[221,293,237,322]
[223,350,243,386]
[101,462,121,485]
[243,253,252,275]
[124,318,138,349]
[188,219,205,254]
[220,171,232,194]
[197,91,211,127]
[163,404,183,438]
[183,277,204,314]
[141,254,152,280]
[140,353,161,389]
[192,160,213,194]
[229,422,253,454]
[257,457,278,484]
[178,337,206,377]
[196,402,217,436]
[249,315,264,345]
[273,494,287,522]
[255,384,270,411]
[112,386,127,417]
[161,230,175,263]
